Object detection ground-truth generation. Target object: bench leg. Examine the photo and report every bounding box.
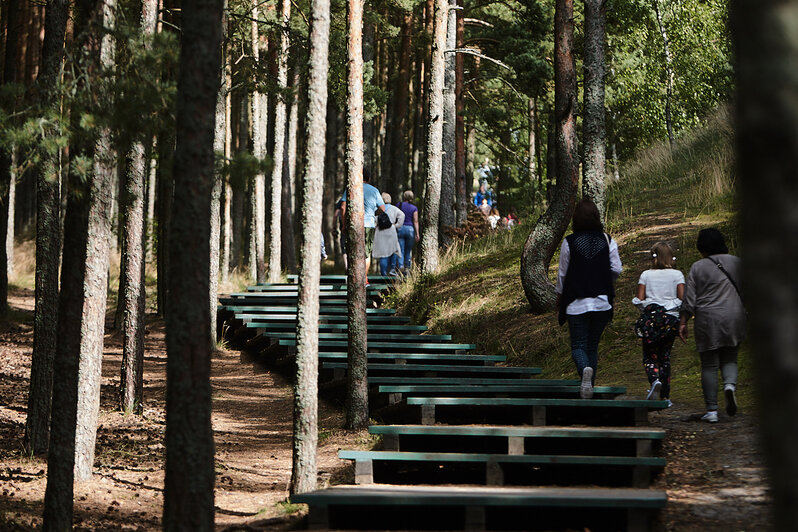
[355,459,374,485]
[508,436,524,455]
[421,404,436,425]
[395,358,407,365]
[633,465,651,488]
[627,508,648,532]
[383,434,400,451]
[634,407,649,426]
[307,506,330,530]
[636,439,653,457]
[486,461,504,486]
[464,506,486,531]
[333,368,345,380]
[531,406,547,426]
[388,392,402,405]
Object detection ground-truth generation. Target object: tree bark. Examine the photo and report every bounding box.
[652,0,675,147]
[733,1,798,529]
[439,0,457,242]
[281,71,300,274]
[163,1,224,529]
[420,0,447,274]
[268,0,291,282]
[454,0,467,226]
[388,11,413,199]
[582,0,606,219]
[520,0,579,313]
[250,0,266,283]
[344,0,369,430]
[221,35,233,285]
[25,0,68,456]
[528,97,538,190]
[291,0,330,494]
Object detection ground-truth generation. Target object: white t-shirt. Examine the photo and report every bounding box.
[632,268,685,316]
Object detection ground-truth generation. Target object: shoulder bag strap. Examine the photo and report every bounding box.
[706,256,744,305]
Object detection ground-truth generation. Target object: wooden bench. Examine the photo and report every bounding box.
[234,313,411,324]
[291,485,667,531]
[322,362,541,377]
[319,352,505,364]
[286,274,393,284]
[405,397,669,427]
[338,450,665,488]
[243,322,429,332]
[247,283,389,292]
[258,332,454,342]
[220,305,396,315]
[368,377,577,386]
[378,384,626,400]
[276,339,476,353]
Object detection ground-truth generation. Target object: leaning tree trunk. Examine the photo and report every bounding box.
[268,0,291,282]
[652,0,675,147]
[733,1,798,529]
[420,0,447,274]
[520,0,579,313]
[120,0,158,415]
[582,0,606,219]
[344,0,369,430]
[439,0,457,243]
[25,0,69,456]
[163,1,224,529]
[291,0,331,494]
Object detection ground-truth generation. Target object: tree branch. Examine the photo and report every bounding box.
[445,48,510,70]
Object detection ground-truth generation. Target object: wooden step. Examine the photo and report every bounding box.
[221,305,396,314]
[379,384,626,399]
[259,332,454,342]
[369,377,577,386]
[322,362,541,377]
[291,485,667,531]
[286,274,393,284]
[235,313,411,324]
[248,283,389,291]
[244,322,428,332]
[338,450,665,488]
[405,397,669,427]
[278,339,475,352]
[320,352,504,364]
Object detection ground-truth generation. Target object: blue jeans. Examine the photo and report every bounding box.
[379,255,399,276]
[567,310,612,383]
[397,225,415,269]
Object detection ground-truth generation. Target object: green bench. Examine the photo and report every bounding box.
[319,352,505,364]
[405,397,669,426]
[234,313,411,324]
[368,376,576,386]
[244,322,428,332]
[277,339,475,353]
[247,284,390,292]
[378,384,627,400]
[338,449,665,488]
[220,297,350,306]
[291,485,667,531]
[220,305,396,315]
[259,332,454,342]
[321,362,541,382]
[286,274,393,284]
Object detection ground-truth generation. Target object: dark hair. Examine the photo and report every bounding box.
[696,228,728,255]
[363,167,371,183]
[572,198,603,233]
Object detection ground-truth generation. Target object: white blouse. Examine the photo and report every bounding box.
[555,235,623,315]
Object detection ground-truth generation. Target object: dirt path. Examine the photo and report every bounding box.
[0,288,359,531]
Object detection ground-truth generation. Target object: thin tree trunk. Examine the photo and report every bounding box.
[25,0,68,456]
[439,0,456,241]
[362,22,375,174]
[323,99,338,266]
[145,143,156,263]
[163,1,224,528]
[250,0,266,283]
[268,0,291,282]
[420,0,447,274]
[281,71,299,274]
[344,0,369,430]
[221,37,233,285]
[454,0,466,226]
[612,141,620,181]
[733,1,798,529]
[582,0,606,219]
[156,130,175,315]
[291,0,330,494]
[520,0,579,313]
[528,97,537,189]
[652,0,675,146]
[389,11,413,199]
[5,159,14,279]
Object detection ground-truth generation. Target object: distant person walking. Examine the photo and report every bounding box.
[372,192,405,276]
[397,190,420,273]
[632,241,685,405]
[474,182,493,207]
[340,168,385,275]
[679,228,745,423]
[556,199,622,399]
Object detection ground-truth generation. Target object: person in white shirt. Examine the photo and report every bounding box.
[555,199,623,399]
[632,241,685,405]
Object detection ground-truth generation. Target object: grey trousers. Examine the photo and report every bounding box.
[699,345,739,411]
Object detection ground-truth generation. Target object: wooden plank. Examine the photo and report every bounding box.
[367,425,666,440]
[280,339,475,350]
[222,305,396,314]
[320,353,505,362]
[248,283,389,291]
[368,377,574,385]
[245,322,428,332]
[321,362,541,375]
[291,485,668,509]
[378,384,626,395]
[235,313,411,323]
[337,451,666,467]
[405,397,669,409]
[260,332,454,342]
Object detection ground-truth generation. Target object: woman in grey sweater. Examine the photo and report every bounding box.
[679,228,746,423]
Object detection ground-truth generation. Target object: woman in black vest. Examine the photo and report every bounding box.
[555,199,623,398]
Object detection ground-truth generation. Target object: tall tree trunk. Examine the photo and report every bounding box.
[388,11,413,200]
[281,71,300,273]
[520,0,579,312]
[362,22,375,174]
[268,0,291,282]
[221,35,233,285]
[420,0,447,274]
[652,0,675,147]
[454,0,467,226]
[145,142,156,263]
[291,0,330,494]
[611,141,620,181]
[439,0,456,242]
[250,0,266,283]
[582,0,606,219]
[323,99,339,266]
[344,0,368,430]
[120,0,159,415]
[156,131,175,315]
[528,97,537,190]
[163,1,224,528]
[733,1,798,529]
[5,155,15,279]
[25,0,68,456]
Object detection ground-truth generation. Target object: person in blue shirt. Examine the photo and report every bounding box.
[474,181,493,207]
[340,168,385,275]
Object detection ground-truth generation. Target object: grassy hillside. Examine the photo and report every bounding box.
[393,107,753,409]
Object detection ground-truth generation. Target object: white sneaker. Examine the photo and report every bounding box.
[665,399,673,408]
[646,380,662,401]
[580,367,594,399]
[725,384,737,416]
[701,410,719,423]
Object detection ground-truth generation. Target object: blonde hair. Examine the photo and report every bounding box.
[651,241,676,269]
[381,192,392,204]
[402,190,414,202]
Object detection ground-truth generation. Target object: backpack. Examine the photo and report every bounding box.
[376,209,392,230]
[635,303,679,344]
